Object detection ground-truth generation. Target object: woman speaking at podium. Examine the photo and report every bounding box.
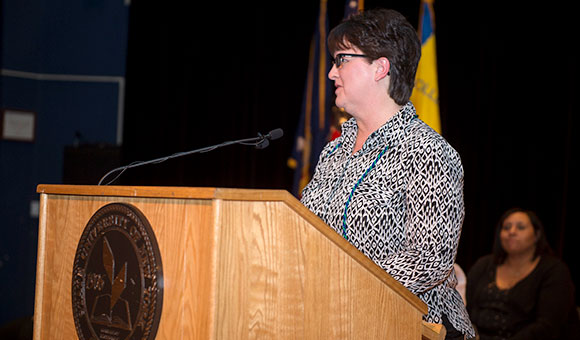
[300,8,475,340]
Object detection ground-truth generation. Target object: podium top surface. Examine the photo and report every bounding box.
[36,184,428,315]
[37,184,293,201]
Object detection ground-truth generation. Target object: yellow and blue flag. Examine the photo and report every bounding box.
[410,0,441,133]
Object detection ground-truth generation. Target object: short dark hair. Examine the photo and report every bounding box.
[492,208,553,264]
[328,8,421,105]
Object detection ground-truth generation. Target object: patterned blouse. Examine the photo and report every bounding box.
[300,102,475,337]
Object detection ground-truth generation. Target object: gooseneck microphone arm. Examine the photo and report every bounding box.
[98,128,284,186]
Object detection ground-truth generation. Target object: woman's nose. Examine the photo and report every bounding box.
[328,64,338,80]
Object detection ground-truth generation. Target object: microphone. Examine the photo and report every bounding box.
[98,128,284,186]
[255,128,284,149]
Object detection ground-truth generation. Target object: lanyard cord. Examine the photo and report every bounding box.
[333,113,415,240]
[341,144,390,240]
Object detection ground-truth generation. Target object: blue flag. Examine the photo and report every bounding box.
[288,0,333,197]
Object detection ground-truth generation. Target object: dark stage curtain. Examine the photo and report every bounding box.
[122,1,579,304]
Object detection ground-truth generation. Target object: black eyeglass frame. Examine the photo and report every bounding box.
[331,53,391,75]
[332,53,367,68]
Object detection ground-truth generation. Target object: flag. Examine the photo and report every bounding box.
[410,0,441,133]
[288,0,367,197]
[287,0,333,197]
[327,0,364,141]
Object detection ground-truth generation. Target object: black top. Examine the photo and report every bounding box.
[466,254,580,340]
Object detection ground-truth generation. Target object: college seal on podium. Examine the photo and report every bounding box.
[72,203,163,340]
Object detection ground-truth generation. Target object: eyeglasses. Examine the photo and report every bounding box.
[332,53,367,68]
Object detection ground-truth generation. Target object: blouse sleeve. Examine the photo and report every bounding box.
[375,138,465,294]
[510,259,576,340]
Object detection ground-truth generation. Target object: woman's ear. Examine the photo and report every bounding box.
[374,57,391,81]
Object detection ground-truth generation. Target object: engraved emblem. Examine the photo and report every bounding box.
[72,203,163,340]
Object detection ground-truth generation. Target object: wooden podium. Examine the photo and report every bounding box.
[34,185,441,339]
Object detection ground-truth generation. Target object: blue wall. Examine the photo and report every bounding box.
[0,0,129,326]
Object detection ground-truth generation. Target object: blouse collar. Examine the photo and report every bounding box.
[340,101,417,154]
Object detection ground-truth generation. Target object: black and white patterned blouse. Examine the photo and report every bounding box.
[300,102,475,337]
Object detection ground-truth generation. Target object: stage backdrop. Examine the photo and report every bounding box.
[121,0,579,305]
[0,0,577,331]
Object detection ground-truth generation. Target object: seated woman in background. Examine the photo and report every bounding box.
[466,208,580,340]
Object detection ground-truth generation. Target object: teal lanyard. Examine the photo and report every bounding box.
[341,144,390,240]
